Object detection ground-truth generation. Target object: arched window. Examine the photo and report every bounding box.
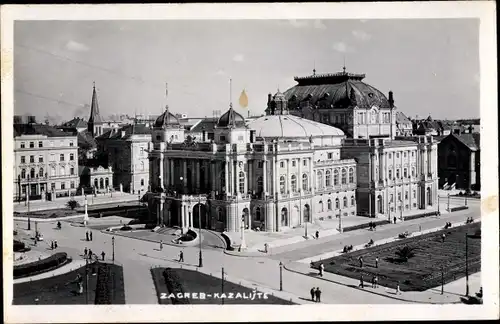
[51,166,56,177]
[105,178,109,188]
[280,176,286,194]
[341,168,347,184]
[30,168,35,178]
[335,198,340,209]
[343,196,348,208]
[99,178,104,189]
[255,207,262,221]
[39,168,44,177]
[403,168,408,178]
[327,199,332,210]
[388,169,393,180]
[334,169,339,185]
[60,167,65,176]
[351,196,355,206]
[377,195,384,213]
[318,200,323,212]
[21,168,26,178]
[291,175,297,192]
[257,176,263,193]
[348,168,354,183]
[239,171,245,194]
[325,170,331,187]
[317,171,323,189]
[141,161,145,171]
[411,167,415,178]
[396,169,400,179]
[302,173,308,191]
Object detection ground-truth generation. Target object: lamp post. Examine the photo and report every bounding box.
[198,196,203,268]
[465,233,469,296]
[338,207,343,233]
[279,261,283,291]
[441,265,444,295]
[399,199,403,221]
[447,194,450,212]
[111,236,115,263]
[84,195,89,227]
[239,215,247,251]
[85,256,89,304]
[437,195,440,214]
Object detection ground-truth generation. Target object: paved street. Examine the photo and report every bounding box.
[13,201,480,305]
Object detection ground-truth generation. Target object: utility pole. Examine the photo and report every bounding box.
[465,233,469,296]
[279,261,283,291]
[198,197,203,268]
[447,194,450,211]
[112,236,115,263]
[441,265,444,295]
[221,267,225,305]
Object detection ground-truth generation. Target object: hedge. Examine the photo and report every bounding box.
[95,263,112,304]
[343,219,390,232]
[403,211,438,221]
[13,240,30,252]
[450,206,469,212]
[14,252,69,279]
[163,268,190,304]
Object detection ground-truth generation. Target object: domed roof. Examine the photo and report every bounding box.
[216,107,246,128]
[284,71,391,109]
[154,108,180,128]
[248,114,344,139]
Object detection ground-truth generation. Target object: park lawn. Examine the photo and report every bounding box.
[312,222,481,292]
[14,209,80,219]
[151,267,295,305]
[13,263,125,305]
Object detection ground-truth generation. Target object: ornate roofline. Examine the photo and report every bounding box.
[294,72,366,83]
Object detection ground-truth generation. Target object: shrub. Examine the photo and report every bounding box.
[394,245,416,262]
[144,223,156,230]
[120,225,133,231]
[66,199,80,210]
[14,252,68,278]
[13,240,26,252]
[163,268,190,304]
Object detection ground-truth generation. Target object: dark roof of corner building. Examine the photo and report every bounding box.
[14,123,75,138]
[453,133,480,151]
[190,118,218,133]
[61,117,88,129]
[96,123,151,140]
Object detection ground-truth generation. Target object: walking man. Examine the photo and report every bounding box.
[310,287,316,302]
[314,287,322,303]
[375,256,379,268]
[359,256,364,268]
[84,247,88,258]
[54,240,58,249]
[441,233,446,242]
[374,276,379,288]
[393,216,397,224]
[160,240,163,251]
[319,263,324,277]
[359,275,364,288]
[90,231,93,241]
[88,249,92,259]
[315,230,319,240]
[178,250,184,263]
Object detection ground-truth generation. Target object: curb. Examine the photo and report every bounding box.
[100,230,183,248]
[223,249,267,258]
[282,263,463,305]
[14,215,83,223]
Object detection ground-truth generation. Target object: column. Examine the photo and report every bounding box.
[181,204,185,229]
[195,160,201,191]
[233,161,238,196]
[286,159,290,195]
[265,203,274,232]
[183,160,187,187]
[298,158,303,193]
[310,158,314,194]
[262,158,267,195]
[384,152,388,185]
[165,157,169,188]
[224,160,229,194]
[273,156,278,197]
[248,160,253,193]
[159,152,164,189]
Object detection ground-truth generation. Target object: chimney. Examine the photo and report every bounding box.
[250,130,256,143]
[202,130,206,142]
[388,91,394,108]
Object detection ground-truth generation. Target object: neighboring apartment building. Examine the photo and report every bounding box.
[395,111,413,137]
[14,117,79,201]
[96,123,152,194]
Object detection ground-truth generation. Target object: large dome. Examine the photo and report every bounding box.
[216,107,246,128]
[284,71,392,109]
[248,114,344,139]
[154,108,180,128]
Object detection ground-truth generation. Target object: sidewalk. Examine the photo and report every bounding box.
[284,261,474,304]
[14,259,87,284]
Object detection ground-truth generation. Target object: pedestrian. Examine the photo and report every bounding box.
[359,275,364,288]
[374,276,379,288]
[359,256,364,268]
[314,287,322,303]
[84,247,88,257]
[101,251,105,261]
[310,287,316,302]
[371,276,376,288]
[51,240,54,250]
[441,233,446,242]
[178,250,184,262]
[393,216,397,224]
[54,240,58,249]
[375,257,379,268]
[315,230,319,239]
[88,249,92,259]
[90,231,93,241]
[319,263,324,277]
[396,284,401,295]
[86,231,89,241]
[160,240,163,251]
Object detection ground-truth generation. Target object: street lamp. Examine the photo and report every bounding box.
[198,197,203,268]
[437,195,440,214]
[111,236,115,263]
[441,265,444,295]
[239,215,247,251]
[179,176,184,195]
[447,194,450,211]
[338,207,343,233]
[465,233,469,296]
[279,261,283,291]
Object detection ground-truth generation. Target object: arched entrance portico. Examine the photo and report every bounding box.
[193,203,209,229]
[281,207,288,227]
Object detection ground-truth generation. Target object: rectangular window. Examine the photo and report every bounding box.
[61,182,66,190]
[30,155,35,163]
[328,153,333,159]
[29,142,34,148]
[38,141,43,148]
[20,142,25,148]
[69,141,74,147]
[70,153,74,161]
[220,135,226,141]
[280,161,284,168]
[156,135,161,141]
[141,179,145,186]
[21,156,25,164]
[70,167,75,175]
[70,181,75,189]
[39,156,43,163]
[292,160,296,167]
[303,159,307,166]
[405,191,408,200]
[258,161,263,168]
[60,154,64,161]
[21,186,26,195]
[207,133,215,140]
[140,147,144,156]
[398,193,401,201]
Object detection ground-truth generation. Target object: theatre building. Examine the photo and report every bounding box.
[147,92,356,233]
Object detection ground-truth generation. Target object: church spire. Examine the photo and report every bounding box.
[88,81,103,136]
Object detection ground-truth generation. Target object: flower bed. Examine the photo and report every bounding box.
[162,268,190,304]
[343,220,390,233]
[14,252,69,279]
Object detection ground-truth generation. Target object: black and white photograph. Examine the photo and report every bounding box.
[1,2,498,323]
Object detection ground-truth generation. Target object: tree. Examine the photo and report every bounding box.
[66,199,81,210]
[394,245,416,262]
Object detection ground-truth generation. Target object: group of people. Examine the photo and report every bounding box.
[83,247,106,261]
[368,222,377,231]
[365,239,374,248]
[358,275,380,289]
[342,245,353,253]
[159,240,185,262]
[444,222,453,229]
[465,217,474,224]
[309,287,322,302]
[50,240,58,250]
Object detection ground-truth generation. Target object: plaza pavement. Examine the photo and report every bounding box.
[12,202,480,305]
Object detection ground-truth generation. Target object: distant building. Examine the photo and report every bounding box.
[438,133,480,190]
[395,111,413,136]
[413,116,452,136]
[79,165,114,193]
[187,117,218,142]
[14,116,79,201]
[87,83,104,137]
[60,117,88,133]
[96,123,152,194]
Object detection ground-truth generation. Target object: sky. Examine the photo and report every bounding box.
[14,19,479,124]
